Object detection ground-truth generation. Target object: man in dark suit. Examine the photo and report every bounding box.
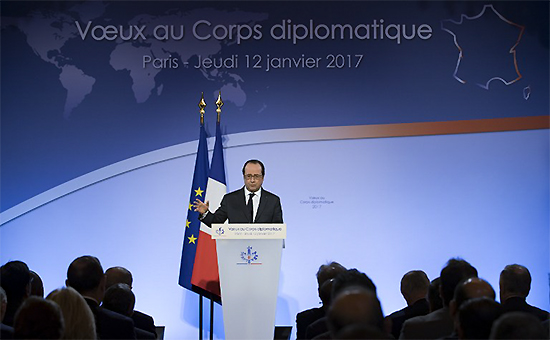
[105,266,157,337]
[66,256,136,339]
[307,269,378,339]
[0,261,31,327]
[386,270,430,339]
[103,283,155,339]
[296,262,346,339]
[399,258,478,339]
[499,264,549,321]
[327,287,388,339]
[194,159,283,225]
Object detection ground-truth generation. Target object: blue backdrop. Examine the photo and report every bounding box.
[1,2,548,339]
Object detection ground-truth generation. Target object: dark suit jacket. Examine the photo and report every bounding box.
[135,327,156,339]
[305,316,328,340]
[201,187,283,226]
[399,306,453,339]
[132,310,156,337]
[387,298,430,339]
[85,298,136,339]
[502,296,549,321]
[296,307,325,339]
[0,323,14,339]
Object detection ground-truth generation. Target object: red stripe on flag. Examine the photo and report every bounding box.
[191,230,220,297]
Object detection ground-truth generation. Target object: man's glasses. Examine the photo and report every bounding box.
[244,174,263,180]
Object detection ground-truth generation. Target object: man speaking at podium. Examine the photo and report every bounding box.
[193,159,283,225]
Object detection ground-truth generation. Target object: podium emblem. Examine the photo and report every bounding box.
[216,226,225,236]
[239,246,262,265]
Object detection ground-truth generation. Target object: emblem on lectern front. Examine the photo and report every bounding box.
[238,246,261,265]
[216,226,225,236]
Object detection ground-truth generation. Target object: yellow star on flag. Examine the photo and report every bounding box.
[194,187,204,197]
[186,220,191,228]
[189,202,193,211]
[188,234,197,244]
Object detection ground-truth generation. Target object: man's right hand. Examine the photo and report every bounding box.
[193,199,209,214]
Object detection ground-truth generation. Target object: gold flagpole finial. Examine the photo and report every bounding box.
[215,91,223,123]
[198,92,206,125]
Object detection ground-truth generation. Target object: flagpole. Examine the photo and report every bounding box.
[198,93,206,340]
[210,298,214,340]
[208,92,224,340]
[199,294,203,340]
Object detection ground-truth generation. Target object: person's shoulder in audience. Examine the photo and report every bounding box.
[132,310,157,337]
[0,322,14,339]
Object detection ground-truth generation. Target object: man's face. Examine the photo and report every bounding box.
[243,163,264,192]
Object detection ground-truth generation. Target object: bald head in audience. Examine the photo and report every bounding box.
[105,267,133,290]
[451,277,496,316]
[328,287,386,338]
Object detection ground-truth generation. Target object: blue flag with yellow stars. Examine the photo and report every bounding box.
[178,122,209,290]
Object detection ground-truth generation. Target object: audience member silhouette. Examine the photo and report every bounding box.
[105,266,157,337]
[457,297,501,339]
[307,268,377,339]
[47,286,97,339]
[13,296,64,339]
[296,261,346,339]
[327,287,387,339]
[66,255,136,339]
[29,270,44,298]
[103,283,135,316]
[331,268,377,296]
[499,264,549,321]
[489,311,547,339]
[386,270,430,338]
[451,277,496,315]
[0,287,14,339]
[0,261,31,327]
[399,258,478,339]
[445,277,496,338]
[103,283,155,339]
[305,279,337,339]
[428,277,443,313]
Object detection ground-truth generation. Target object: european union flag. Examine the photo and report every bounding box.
[178,122,209,290]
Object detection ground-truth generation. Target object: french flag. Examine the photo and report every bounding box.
[191,119,225,300]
